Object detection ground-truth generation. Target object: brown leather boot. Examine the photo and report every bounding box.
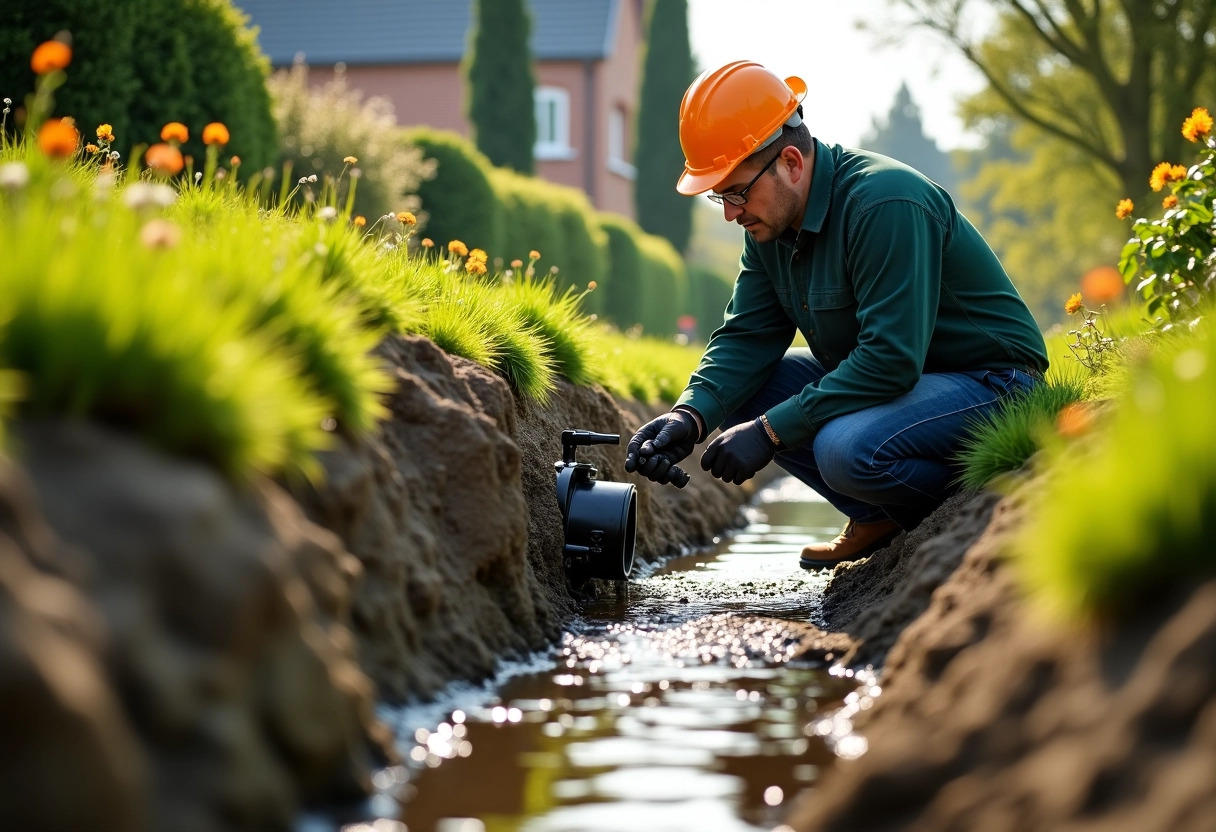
[799,518,902,570]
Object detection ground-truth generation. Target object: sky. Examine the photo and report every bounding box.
[687,0,988,151]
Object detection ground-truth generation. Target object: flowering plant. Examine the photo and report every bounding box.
[1118,107,1216,327]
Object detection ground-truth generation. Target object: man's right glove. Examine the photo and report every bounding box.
[624,409,699,484]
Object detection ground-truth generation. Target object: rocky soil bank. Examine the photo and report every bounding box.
[0,334,752,829]
[785,476,1216,832]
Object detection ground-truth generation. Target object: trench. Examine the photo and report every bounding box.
[375,478,870,832]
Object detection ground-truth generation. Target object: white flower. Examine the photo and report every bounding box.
[195,172,203,183]
[317,205,338,222]
[123,182,177,210]
[109,150,120,160]
[298,176,308,184]
[2,98,11,105]
[0,161,30,190]
[307,174,318,183]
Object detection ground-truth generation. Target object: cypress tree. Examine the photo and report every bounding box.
[463,0,536,174]
[634,0,694,254]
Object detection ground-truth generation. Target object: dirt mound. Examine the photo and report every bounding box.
[9,421,393,832]
[787,477,1216,832]
[295,335,753,703]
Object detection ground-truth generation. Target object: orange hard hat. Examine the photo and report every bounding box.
[676,61,808,195]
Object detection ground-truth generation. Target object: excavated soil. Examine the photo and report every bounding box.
[784,475,1216,832]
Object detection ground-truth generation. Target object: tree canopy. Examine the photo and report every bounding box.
[861,82,958,192]
[463,0,536,174]
[634,0,695,254]
[891,0,1216,199]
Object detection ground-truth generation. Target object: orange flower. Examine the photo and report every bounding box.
[1182,107,1213,142]
[469,248,487,262]
[160,122,189,143]
[465,259,488,276]
[30,41,71,74]
[96,123,114,142]
[353,215,367,227]
[1163,195,1179,209]
[529,249,541,260]
[37,118,79,158]
[421,238,434,248]
[229,155,240,166]
[1149,162,1174,192]
[396,211,416,225]
[145,143,184,176]
[1115,198,1134,219]
[510,259,523,269]
[448,240,469,257]
[1056,402,1095,439]
[85,143,99,154]
[202,122,230,145]
[1081,266,1123,305]
[1064,292,1084,315]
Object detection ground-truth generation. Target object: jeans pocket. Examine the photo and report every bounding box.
[964,368,1026,397]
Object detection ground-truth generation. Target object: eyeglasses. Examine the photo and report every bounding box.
[706,154,779,206]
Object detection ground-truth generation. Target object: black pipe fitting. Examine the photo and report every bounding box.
[555,430,637,581]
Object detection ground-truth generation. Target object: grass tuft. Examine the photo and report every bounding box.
[954,367,1088,493]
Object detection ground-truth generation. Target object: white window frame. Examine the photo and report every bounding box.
[607,104,636,179]
[534,86,577,161]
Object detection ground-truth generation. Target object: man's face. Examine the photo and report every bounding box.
[712,151,803,243]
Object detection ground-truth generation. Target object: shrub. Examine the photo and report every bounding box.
[402,127,502,256]
[0,0,141,143]
[1014,323,1216,618]
[270,61,433,220]
[597,212,644,329]
[489,167,564,275]
[1117,106,1216,327]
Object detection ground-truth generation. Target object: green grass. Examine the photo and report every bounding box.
[1013,320,1216,619]
[954,367,1088,493]
[594,328,703,405]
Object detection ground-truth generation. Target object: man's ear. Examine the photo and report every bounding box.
[782,146,807,185]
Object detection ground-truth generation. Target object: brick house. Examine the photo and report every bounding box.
[234,0,645,218]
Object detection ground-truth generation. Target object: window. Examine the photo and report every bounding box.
[534,86,576,160]
[607,104,635,179]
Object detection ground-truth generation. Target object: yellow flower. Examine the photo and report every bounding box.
[1163,194,1179,209]
[353,215,367,228]
[1182,107,1213,142]
[30,41,71,74]
[448,240,469,257]
[466,259,488,276]
[510,259,523,269]
[1149,162,1174,192]
[37,119,79,158]
[469,248,488,262]
[344,155,358,164]
[421,238,434,248]
[85,143,99,154]
[1064,292,1084,315]
[202,122,230,145]
[396,211,417,225]
[529,249,541,260]
[96,123,114,142]
[1115,198,1134,219]
[160,122,189,143]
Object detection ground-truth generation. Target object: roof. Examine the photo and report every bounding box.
[233,0,621,66]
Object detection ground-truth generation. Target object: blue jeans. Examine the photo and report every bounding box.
[721,349,1039,530]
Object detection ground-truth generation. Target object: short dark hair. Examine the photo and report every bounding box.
[743,118,813,173]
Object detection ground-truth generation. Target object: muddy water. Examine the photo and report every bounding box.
[387,478,857,832]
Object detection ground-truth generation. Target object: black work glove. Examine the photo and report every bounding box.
[700,417,777,485]
[624,409,699,484]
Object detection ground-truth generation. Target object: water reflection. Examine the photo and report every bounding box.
[394,478,852,832]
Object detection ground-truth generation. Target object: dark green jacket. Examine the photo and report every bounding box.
[676,138,1048,449]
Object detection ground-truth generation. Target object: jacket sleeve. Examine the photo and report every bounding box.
[675,239,795,434]
[764,198,945,448]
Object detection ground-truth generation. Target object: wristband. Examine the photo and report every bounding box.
[759,414,783,449]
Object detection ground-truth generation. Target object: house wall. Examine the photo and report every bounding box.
[299,1,643,219]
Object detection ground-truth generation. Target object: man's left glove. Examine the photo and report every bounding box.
[700,417,777,485]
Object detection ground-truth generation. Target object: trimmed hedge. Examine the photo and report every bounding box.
[635,233,688,337]
[687,264,734,341]
[598,213,644,328]
[402,127,502,255]
[1,0,277,168]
